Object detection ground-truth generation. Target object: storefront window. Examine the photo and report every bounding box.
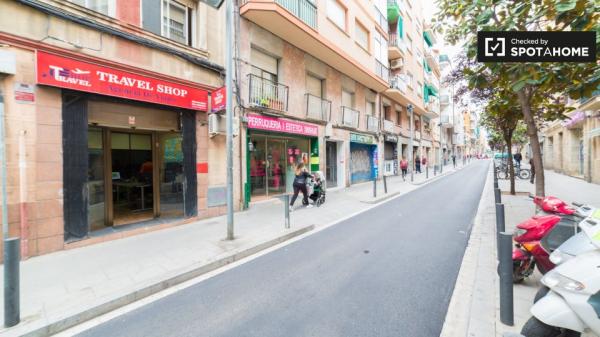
[158,133,185,219]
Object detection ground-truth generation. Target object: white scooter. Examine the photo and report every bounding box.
[521,214,600,337]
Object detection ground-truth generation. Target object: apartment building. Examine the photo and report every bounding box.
[0,0,227,257]
[541,92,600,184]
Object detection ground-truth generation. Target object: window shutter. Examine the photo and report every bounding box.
[251,49,278,75]
[142,0,162,35]
[398,16,403,38]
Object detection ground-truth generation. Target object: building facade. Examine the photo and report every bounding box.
[0,0,229,257]
[541,93,600,184]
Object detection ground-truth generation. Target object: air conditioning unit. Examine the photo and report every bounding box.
[208,114,240,137]
[390,58,404,69]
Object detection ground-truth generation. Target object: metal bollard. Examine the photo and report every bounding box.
[426,166,429,179]
[283,195,290,229]
[494,188,502,204]
[498,232,514,326]
[383,175,388,194]
[495,203,506,255]
[373,178,377,198]
[4,237,20,327]
[434,166,437,176]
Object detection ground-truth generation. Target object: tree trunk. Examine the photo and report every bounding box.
[504,131,515,195]
[517,89,545,196]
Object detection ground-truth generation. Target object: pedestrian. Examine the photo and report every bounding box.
[421,156,427,169]
[415,154,421,173]
[452,154,456,168]
[400,156,408,181]
[514,152,522,169]
[289,163,313,211]
[529,157,535,184]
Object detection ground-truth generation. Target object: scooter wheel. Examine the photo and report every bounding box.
[521,316,580,337]
[512,260,527,283]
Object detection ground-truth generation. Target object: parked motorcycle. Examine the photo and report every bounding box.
[512,197,593,283]
[521,215,600,337]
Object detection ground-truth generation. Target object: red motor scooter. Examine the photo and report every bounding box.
[512,196,582,283]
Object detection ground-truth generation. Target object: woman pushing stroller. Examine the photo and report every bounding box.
[289,163,313,211]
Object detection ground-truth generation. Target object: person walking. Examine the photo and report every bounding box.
[289,163,313,211]
[452,154,456,168]
[415,154,421,173]
[514,152,522,169]
[529,157,535,184]
[400,156,408,181]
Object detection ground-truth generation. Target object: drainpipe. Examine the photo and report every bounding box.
[0,85,7,241]
[18,131,28,259]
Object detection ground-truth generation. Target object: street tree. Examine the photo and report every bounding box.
[435,0,600,196]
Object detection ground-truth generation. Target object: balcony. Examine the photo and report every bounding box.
[440,94,450,106]
[414,131,421,139]
[388,33,407,59]
[424,98,439,118]
[240,0,389,93]
[375,60,389,82]
[383,119,395,133]
[340,106,360,129]
[374,5,388,34]
[441,114,453,128]
[366,115,380,133]
[424,45,440,75]
[248,74,289,113]
[387,0,402,23]
[305,94,331,122]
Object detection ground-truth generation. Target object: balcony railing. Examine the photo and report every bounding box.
[414,131,421,139]
[383,119,395,133]
[441,114,452,126]
[375,60,389,82]
[426,100,440,116]
[340,106,360,129]
[390,75,407,93]
[274,0,318,29]
[248,74,289,112]
[440,94,450,105]
[389,33,407,53]
[366,115,380,133]
[305,94,331,122]
[374,5,388,33]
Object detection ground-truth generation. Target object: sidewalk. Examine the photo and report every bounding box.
[0,161,472,337]
[441,164,599,337]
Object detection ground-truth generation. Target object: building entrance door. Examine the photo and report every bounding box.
[326,141,338,187]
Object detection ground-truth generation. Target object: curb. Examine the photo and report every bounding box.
[411,164,469,186]
[16,225,315,337]
[360,191,401,204]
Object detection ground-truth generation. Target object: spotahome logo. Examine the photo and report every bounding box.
[477,31,596,62]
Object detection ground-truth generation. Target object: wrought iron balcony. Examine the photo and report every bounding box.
[305,94,331,122]
[274,0,318,29]
[383,119,395,133]
[366,115,380,133]
[375,60,389,82]
[389,75,407,93]
[340,106,360,129]
[389,33,407,58]
[248,74,289,112]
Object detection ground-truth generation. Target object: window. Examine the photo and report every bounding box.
[162,0,191,45]
[251,48,278,82]
[327,0,346,30]
[342,90,355,108]
[416,50,423,65]
[70,0,115,16]
[384,105,392,121]
[396,109,402,126]
[373,31,387,62]
[366,101,375,116]
[417,81,423,97]
[406,72,414,88]
[306,74,324,98]
[407,36,413,53]
[355,21,369,51]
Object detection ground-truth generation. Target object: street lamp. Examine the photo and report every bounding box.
[204,0,234,239]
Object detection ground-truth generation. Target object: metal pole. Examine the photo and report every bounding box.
[373,177,377,198]
[426,165,429,179]
[4,237,19,327]
[408,105,414,182]
[225,0,234,240]
[0,92,7,240]
[498,232,514,326]
[283,194,290,229]
[383,175,387,194]
[439,122,443,173]
[495,203,505,255]
[494,188,501,204]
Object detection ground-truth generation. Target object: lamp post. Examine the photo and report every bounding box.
[408,104,414,182]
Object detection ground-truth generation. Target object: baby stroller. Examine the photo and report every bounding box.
[308,171,326,207]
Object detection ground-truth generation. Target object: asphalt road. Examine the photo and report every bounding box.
[78,161,490,337]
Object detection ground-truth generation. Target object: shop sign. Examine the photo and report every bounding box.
[350,133,375,144]
[14,83,35,104]
[247,113,318,136]
[211,86,226,113]
[384,134,398,143]
[36,51,208,110]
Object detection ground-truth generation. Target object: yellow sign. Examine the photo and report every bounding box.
[310,157,320,165]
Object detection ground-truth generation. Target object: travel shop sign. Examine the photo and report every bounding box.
[36,51,208,110]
